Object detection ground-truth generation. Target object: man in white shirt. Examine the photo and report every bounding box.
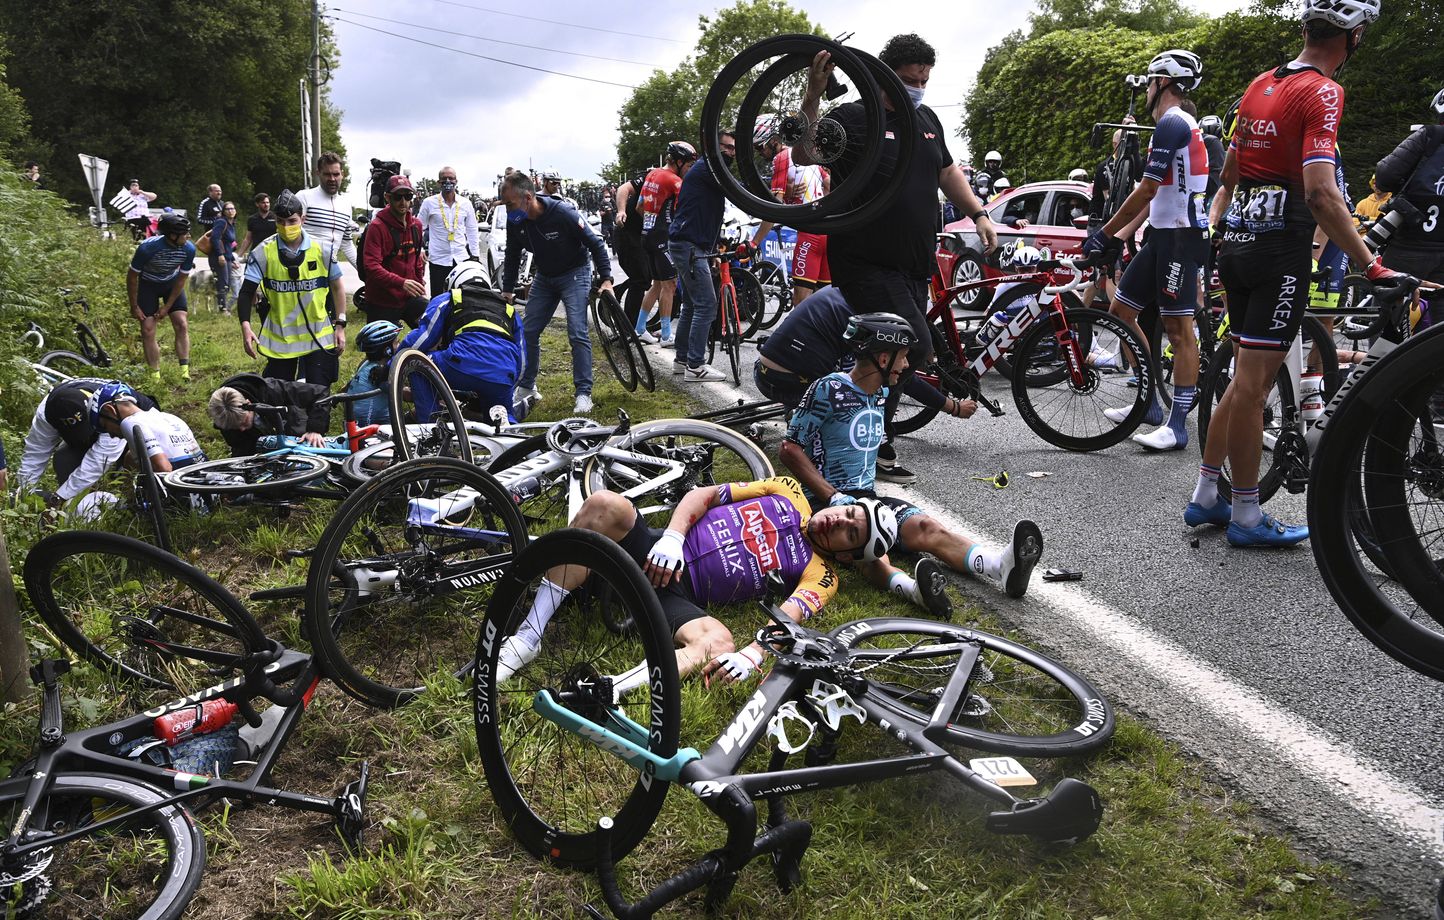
[124,179,158,239]
[416,165,480,296]
[296,152,358,269]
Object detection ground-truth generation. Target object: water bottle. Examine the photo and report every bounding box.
[1300,372,1325,425]
[978,311,1009,347]
[154,699,239,746]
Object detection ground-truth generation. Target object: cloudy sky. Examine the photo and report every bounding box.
[325,0,1255,205]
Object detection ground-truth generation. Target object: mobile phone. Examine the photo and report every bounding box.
[1042,568,1083,582]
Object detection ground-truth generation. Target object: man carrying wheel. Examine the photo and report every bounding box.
[1190,0,1409,547]
[495,476,899,689]
[779,313,1044,603]
[795,33,996,484]
[1085,48,1210,452]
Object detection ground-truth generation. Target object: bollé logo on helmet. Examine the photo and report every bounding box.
[872,329,910,345]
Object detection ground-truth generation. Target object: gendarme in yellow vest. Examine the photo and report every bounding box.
[257,236,335,359]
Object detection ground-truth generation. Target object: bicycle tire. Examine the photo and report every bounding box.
[581,419,774,524]
[1011,307,1154,451]
[387,349,475,466]
[731,264,765,341]
[1196,316,1339,503]
[890,366,943,436]
[720,284,742,385]
[1309,328,1444,680]
[474,528,679,869]
[751,260,789,331]
[592,288,638,392]
[0,772,206,920]
[487,434,572,529]
[340,433,501,485]
[137,467,173,555]
[163,453,331,496]
[23,531,268,692]
[629,307,657,392]
[304,457,528,708]
[37,350,95,378]
[830,617,1115,756]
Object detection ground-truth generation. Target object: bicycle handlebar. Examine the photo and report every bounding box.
[1041,258,1087,295]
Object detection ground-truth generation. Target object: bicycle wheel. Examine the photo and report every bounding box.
[0,772,206,920]
[702,38,918,234]
[304,457,527,708]
[582,419,773,525]
[731,264,765,341]
[1310,327,1444,680]
[340,434,502,484]
[1196,317,1339,503]
[474,528,679,869]
[831,617,1114,756]
[162,453,330,496]
[720,284,742,385]
[487,434,572,531]
[592,288,638,392]
[890,366,944,436]
[629,314,657,392]
[37,350,95,378]
[1011,307,1154,451]
[23,531,268,694]
[751,260,789,331]
[387,349,475,466]
[135,467,173,555]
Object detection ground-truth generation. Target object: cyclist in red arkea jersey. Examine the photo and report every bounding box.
[631,140,697,346]
[1187,0,1409,549]
[493,477,900,690]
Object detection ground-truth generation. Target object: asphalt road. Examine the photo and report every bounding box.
[633,329,1444,918]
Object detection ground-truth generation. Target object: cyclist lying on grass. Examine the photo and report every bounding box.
[494,476,902,688]
[780,313,1044,601]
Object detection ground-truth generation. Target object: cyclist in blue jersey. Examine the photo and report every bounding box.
[400,261,523,422]
[344,320,401,426]
[127,212,196,380]
[780,313,1044,602]
[1086,49,1210,452]
[495,476,899,689]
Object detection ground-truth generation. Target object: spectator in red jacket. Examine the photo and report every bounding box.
[360,175,428,327]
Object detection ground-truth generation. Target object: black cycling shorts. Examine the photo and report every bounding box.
[645,236,677,282]
[753,360,810,412]
[136,277,188,316]
[1219,232,1312,352]
[1115,227,1208,317]
[617,512,707,635]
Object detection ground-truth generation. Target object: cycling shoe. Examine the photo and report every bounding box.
[1226,514,1309,548]
[1183,501,1231,528]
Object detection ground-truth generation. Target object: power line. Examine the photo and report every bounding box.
[327,16,639,89]
[424,0,683,44]
[331,7,657,66]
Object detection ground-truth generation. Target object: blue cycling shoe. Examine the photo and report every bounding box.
[1183,500,1231,528]
[1226,514,1309,548]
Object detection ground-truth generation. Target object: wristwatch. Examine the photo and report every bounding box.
[971,210,989,222]
[334,316,348,328]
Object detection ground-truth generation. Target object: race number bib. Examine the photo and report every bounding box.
[1228,185,1288,234]
[642,211,658,231]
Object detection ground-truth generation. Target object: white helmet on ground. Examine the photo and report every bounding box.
[853,497,899,562]
[1301,0,1381,29]
[1068,168,1088,182]
[447,261,489,290]
[1147,49,1203,92]
[984,150,1002,166]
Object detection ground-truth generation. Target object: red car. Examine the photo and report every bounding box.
[935,180,1093,312]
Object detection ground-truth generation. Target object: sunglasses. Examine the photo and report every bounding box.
[391,192,414,200]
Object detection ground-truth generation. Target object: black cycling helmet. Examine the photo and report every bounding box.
[272,189,304,219]
[156,212,190,237]
[843,312,918,354]
[1221,95,1244,145]
[666,140,698,163]
[1199,114,1224,138]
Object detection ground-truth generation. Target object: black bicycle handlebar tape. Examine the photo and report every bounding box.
[1341,273,1422,340]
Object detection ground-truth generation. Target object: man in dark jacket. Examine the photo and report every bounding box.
[206,372,332,456]
[16,377,157,506]
[1375,89,1444,284]
[501,172,614,415]
[360,175,429,327]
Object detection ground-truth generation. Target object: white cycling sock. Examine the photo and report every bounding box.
[965,545,1004,583]
[887,572,920,606]
[1232,487,1263,528]
[1192,463,1221,508]
[516,578,569,649]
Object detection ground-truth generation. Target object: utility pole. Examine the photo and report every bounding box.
[310,0,323,185]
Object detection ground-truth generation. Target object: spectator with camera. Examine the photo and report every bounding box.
[1372,88,1444,284]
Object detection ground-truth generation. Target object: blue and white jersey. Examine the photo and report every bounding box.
[129,236,197,284]
[784,372,887,497]
[1143,106,1209,230]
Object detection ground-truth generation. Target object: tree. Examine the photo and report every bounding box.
[0,0,347,209]
[1027,0,1206,37]
[613,0,821,176]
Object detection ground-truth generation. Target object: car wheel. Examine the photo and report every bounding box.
[951,250,992,312]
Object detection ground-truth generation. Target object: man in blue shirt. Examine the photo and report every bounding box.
[501,172,613,415]
[127,212,197,380]
[780,313,1043,601]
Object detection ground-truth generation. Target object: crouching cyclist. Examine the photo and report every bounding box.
[80,382,207,520]
[492,475,898,689]
[400,261,523,422]
[342,320,403,426]
[780,313,1045,601]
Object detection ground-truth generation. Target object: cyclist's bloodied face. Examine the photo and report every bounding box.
[808,504,870,559]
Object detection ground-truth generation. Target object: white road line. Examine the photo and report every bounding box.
[881,491,1444,860]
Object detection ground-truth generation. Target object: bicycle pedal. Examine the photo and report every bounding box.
[335,761,370,852]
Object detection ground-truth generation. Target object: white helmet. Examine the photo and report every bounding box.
[992,176,1012,193]
[447,261,489,290]
[1068,168,1088,182]
[853,497,899,562]
[1432,87,1444,116]
[754,113,780,146]
[1301,0,1381,29]
[1147,49,1203,91]
[1009,243,1044,270]
[984,150,1002,166]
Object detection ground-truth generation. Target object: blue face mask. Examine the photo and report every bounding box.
[905,85,925,109]
[507,207,526,224]
[440,179,457,192]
